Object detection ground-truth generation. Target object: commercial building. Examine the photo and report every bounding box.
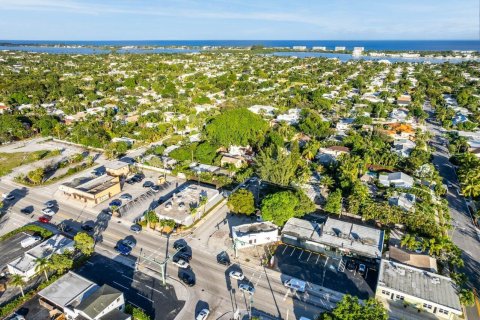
[8,234,75,280]
[154,182,220,227]
[388,246,437,273]
[292,46,307,51]
[281,217,384,261]
[38,271,130,320]
[59,175,121,206]
[104,161,130,177]
[232,222,279,249]
[376,260,462,320]
[335,46,346,51]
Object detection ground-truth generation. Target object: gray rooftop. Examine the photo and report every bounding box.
[76,284,123,319]
[232,222,278,237]
[282,217,384,258]
[38,271,98,309]
[105,160,129,170]
[378,260,462,311]
[61,174,119,195]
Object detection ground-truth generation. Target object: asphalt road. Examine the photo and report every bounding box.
[424,103,480,320]
[0,179,325,319]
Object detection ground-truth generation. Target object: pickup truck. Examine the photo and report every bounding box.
[20,236,41,248]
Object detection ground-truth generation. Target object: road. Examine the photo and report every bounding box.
[0,178,326,319]
[424,103,480,320]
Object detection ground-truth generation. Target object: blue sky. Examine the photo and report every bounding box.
[0,0,478,40]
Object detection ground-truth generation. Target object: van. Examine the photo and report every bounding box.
[284,278,306,293]
[20,236,41,248]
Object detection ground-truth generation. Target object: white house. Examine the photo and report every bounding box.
[232,222,279,249]
[376,260,462,320]
[38,271,130,320]
[391,139,416,158]
[389,193,416,211]
[336,118,355,131]
[389,108,409,122]
[379,172,414,189]
[276,108,301,125]
[8,234,75,280]
[247,105,277,117]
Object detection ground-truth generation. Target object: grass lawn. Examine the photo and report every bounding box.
[0,150,61,176]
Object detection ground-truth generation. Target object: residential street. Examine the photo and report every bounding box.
[425,104,480,320]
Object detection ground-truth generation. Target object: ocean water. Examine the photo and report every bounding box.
[1,40,480,51]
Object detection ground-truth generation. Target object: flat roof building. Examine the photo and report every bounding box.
[8,234,74,280]
[282,217,384,260]
[154,182,219,226]
[376,260,462,319]
[104,161,130,177]
[232,222,279,249]
[59,174,121,206]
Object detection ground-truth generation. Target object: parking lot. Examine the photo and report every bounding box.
[76,254,185,320]
[273,244,378,299]
[0,232,34,269]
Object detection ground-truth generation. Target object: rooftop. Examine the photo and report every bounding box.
[38,271,98,309]
[378,260,461,312]
[76,284,123,319]
[388,247,437,273]
[232,222,278,237]
[282,217,384,258]
[105,160,129,170]
[61,174,119,195]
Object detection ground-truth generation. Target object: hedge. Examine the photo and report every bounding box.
[0,225,53,242]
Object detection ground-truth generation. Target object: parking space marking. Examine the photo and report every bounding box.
[289,247,296,256]
[306,252,312,262]
[145,285,163,294]
[122,274,137,282]
[298,250,303,259]
[113,281,129,290]
[86,261,94,266]
[315,254,320,264]
[137,292,154,302]
[281,245,288,255]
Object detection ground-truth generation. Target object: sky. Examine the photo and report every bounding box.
[0,0,478,40]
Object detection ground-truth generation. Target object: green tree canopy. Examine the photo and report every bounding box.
[261,190,314,226]
[74,232,95,256]
[317,295,388,320]
[204,108,268,146]
[324,189,342,215]
[227,189,255,215]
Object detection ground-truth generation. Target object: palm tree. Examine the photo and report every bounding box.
[459,167,480,198]
[10,274,26,297]
[35,257,51,281]
[321,176,335,190]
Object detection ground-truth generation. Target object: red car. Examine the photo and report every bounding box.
[38,215,51,223]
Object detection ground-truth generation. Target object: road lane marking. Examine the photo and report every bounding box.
[113,281,128,290]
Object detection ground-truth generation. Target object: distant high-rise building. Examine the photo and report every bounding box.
[312,46,327,51]
[292,46,307,51]
[353,47,365,56]
[335,46,346,51]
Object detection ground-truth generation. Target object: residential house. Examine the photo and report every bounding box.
[316,146,350,164]
[396,94,412,106]
[391,139,416,158]
[379,172,414,188]
[0,104,10,114]
[276,108,301,125]
[452,113,468,126]
[38,271,130,320]
[389,108,409,122]
[247,105,277,117]
[389,193,416,211]
[232,222,279,249]
[220,155,245,169]
[336,118,355,131]
[376,260,462,320]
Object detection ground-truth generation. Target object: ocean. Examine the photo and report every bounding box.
[1,40,480,51]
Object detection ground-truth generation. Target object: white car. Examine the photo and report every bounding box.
[196,309,210,320]
[41,208,55,216]
[229,271,244,280]
[239,283,255,294]
[173,259,189,269]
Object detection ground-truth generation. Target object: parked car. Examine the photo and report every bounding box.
[173,241,187,251]
[130,224,142,234]
[196,309,210,320]
[346,260,356,272]
[176,252,192,262]
[109,199,122,207]
[38,216,51,223]
[173,259,189,269]
[58,223,73,233]
[283,278,306,293]
[20,206,34,215]
[3,194,15,201]
[150,185,160,193]
[45,201,55,208]
[217,252,230,266]
[120,193,133,201]
[41,208,55,216]
[81,224,94,232]
[239,283,255,295]
[358,264,366,275]
[179,272,195,286]
[20,236,41,248]
[8,314,25,320]
[115,243,132,256]
[126,178,136,185]
[229,271,244,280]
[122,239,136,248]
[143,181,154,188]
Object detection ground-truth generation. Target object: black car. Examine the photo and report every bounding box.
[126,178,136,185]
[179,272,195,286]
[173,241,187,252]
[346,260,356,272]
[81,224,94,232]
[217,251,230,266]
[175,252,192,262]
[20,206,34,215]
[130,224,142,233]
[143,181,154,188]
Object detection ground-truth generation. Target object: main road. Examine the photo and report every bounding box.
[424,102,480,320]
[0,177,325,319]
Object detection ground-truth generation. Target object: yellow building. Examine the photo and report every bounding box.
[59,175,121,206]
[105,161,130,177]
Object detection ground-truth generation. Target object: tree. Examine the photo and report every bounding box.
[227,189,255,215]
[324,189,342,215]
[317,295,388,320]
[256,144,302,186]
[261,190,314,226]
[459,289,475,307]
[400,233,419,251]
[74,232,95,256]
[132,307,151,320]
[321,175,335,190]
[50,253,73,274]
[145,210,160,229]
[27,167,45,185]
[204,108,268,146]
[9,274,26,297]
[35,257,51,281]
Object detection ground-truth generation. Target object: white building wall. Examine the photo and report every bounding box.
[233,230,279,249]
